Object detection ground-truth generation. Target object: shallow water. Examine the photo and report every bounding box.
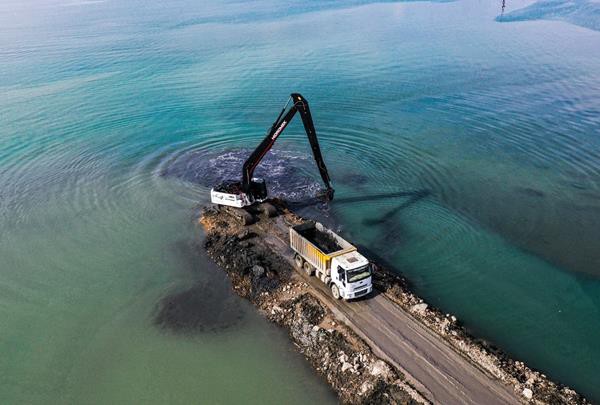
[1,0,600,402]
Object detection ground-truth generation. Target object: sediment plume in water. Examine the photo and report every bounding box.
[154,280,245,334]
[153,241,246,334]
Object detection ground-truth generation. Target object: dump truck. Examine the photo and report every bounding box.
[290,221,373,300]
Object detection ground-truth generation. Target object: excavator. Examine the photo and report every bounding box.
[210,93,335,224]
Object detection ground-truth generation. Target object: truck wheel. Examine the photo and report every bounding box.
[294,254,304,270]
[302,261,314,276]
[331,284,341,300]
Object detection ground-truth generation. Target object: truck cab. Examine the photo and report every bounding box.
[330,252,373,300]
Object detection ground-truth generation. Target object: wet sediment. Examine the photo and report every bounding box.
[298,226,343,253]
[199,200,589,405]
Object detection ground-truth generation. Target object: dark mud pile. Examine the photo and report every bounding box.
[299,226,342,254]
[203,226,289,302]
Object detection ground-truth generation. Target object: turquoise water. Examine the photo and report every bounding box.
[2,0,600,402]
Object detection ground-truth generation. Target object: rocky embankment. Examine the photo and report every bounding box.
[200,201,589,405]
[201,206,424,405]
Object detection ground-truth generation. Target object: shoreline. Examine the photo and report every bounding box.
[198,200,589,404]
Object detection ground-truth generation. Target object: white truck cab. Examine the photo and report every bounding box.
[329,252,373,300]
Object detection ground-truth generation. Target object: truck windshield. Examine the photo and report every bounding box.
[346,266,371,283]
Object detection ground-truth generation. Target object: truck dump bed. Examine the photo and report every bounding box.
[297,225,342,253]
[290,221,356,272]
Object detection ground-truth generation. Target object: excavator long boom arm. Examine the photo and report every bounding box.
[242,93,334,199]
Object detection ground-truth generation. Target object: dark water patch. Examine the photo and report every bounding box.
[335,190,430,206]
[153,240,247,334]
[437,177,600,278]
[154,281,245,334]
[577,191,600,201]
[375,217,408,246]
[497,0,600,32]
[297,226,343,254]
[571,203,600,213]
[160,148,324,202]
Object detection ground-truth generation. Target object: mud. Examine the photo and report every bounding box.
[298,226,343,253]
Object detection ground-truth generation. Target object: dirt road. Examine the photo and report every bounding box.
[259,216,520,405]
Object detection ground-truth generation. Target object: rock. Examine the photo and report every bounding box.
[252,265,265,277]
[341,362,353,373]
[411,303,428,315]
[523,388,533,400]
[236,230,252,240]
[359,381,374,396]
[370,360,394,382]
